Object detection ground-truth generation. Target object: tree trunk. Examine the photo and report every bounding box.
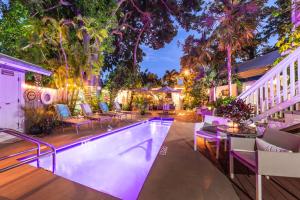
[227,45,232,96]
[133,23,148,67]
[59,30,69,80]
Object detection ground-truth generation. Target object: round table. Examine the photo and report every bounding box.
[217,125,258,138]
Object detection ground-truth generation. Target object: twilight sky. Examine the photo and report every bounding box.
[141,27,197,78]
[141,0,277,78]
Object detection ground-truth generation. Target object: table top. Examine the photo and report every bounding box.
[217,125,258,138]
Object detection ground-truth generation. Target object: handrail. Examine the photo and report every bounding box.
[238,46,300,99]
[0,128,56,173]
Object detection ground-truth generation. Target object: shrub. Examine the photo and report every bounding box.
[23,106,58,135]
[217,99,254,125]
[214,96,235,109]
[133,95,148,115]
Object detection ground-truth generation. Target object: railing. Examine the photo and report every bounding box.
[0,128,56,173]
[237,46,300,120]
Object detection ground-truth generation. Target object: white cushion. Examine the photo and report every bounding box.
[256,138,292,152]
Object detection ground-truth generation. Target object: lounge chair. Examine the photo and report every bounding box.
[99,102,125,120]
[194,115,231,159]
[229,128,300,200]
[55,104,93,135]
[114,102,136,119]
[80,103,112,127]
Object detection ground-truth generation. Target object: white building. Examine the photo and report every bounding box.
[0,53,51,133]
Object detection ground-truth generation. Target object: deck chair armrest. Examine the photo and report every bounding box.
[230,137,255,151]
[194,122,205,133]
[257,151,300,178]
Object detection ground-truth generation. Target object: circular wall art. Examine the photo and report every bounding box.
[40,90,53,105]
[24,89,37,102]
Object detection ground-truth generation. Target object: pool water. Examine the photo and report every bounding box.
[30,120,172,200]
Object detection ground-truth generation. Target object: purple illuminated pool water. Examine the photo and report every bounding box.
[30,120,172,200]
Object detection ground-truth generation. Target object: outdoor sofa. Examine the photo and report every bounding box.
[230,128,300,200]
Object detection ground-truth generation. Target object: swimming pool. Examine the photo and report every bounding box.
[30,119,173,200]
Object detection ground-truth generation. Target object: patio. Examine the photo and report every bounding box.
[1,118,238,200]
[1,1,300,199]
[1,113,299,200]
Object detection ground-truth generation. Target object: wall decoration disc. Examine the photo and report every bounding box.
[24,89,37,102]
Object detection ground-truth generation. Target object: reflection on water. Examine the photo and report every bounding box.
[119,138,153,161]
[30,120,172,200]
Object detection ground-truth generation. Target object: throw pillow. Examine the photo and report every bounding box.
[256,138,292,152]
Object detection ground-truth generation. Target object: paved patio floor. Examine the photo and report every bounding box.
[0,119,239,200]
[139,121,238,200]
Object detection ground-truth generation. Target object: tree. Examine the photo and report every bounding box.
[0,1,32,58]
[110,0,204,68]
[162,69,179,87]
[140,69,161,88]
[203,0,263,96]
[103,64,141,107]
[181,0,263,97]
[263,0,292,41]
[190,79,209,107]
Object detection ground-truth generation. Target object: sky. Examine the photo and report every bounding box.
[141,0,278,78]
[140,27,196,78]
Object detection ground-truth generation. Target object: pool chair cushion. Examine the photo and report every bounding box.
[56,104,70,118]
[256,138,292,153]
[114,102,122,111]
[231,150,256,170]
[100,102,109,113]
[81,103,93,115]
[201,122,218,133]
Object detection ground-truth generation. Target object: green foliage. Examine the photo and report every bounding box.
[213,96,236,110]
[276,26,300,53]
[23,106,58,135]
[0,1,32,57]
[189,79,208,108]
[122,103,131,111]
[162,69,179,87]
[133,95,149,115]
[140,69,161,88]
[0,0,117,90]
[263,0,292,41]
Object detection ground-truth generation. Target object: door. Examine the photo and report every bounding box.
[0,68,21,131]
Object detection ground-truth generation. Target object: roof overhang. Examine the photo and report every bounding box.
[0,53,51,76]
[237,66,270,79]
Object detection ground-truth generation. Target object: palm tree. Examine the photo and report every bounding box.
[41,17,75,79]
[203,0,262,96]
[162,69,179,87]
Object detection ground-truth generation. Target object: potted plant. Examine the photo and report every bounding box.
[217,99,254,127]
[23,106,58,135]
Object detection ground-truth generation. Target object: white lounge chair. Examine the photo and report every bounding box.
[194,115,231,159]
[80,103,112,127]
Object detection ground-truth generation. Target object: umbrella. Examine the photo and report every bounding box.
[154,86,180,93]
[133,87,149,93]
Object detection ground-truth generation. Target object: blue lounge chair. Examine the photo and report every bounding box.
[55,104,92,134]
